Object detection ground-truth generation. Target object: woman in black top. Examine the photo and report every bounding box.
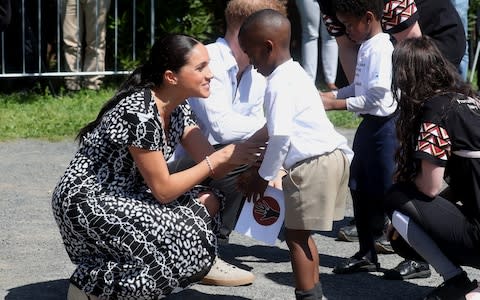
[318,0,466,279]
[385,36,480,300]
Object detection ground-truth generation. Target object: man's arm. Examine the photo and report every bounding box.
[188,62,265,144]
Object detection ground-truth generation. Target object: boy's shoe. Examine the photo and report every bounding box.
[383,259,431,280]
[200,258,255,286]
[333,255,380,274]
[338,224,394,254]
[423,271,477,300]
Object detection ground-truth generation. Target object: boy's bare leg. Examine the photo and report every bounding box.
[286,228,319,291]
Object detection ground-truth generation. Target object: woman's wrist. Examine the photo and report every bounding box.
[205,155,215,176]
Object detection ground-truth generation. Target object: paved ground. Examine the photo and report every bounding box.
[1,128,479,300]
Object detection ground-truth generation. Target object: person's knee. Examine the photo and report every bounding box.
[386,183,425,225]
[384,182,412,218]
[198,191,220,217]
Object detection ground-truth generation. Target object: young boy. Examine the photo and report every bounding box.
[169,0,288,287]
[238,9,353,300]
[320,0,400,275]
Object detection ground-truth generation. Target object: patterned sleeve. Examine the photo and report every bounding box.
[180,102,198,128]
[319,0,419,37]
[318,0,345,37]
[413,95,451,167]
[382,0,419,35]
[106,91,163,151]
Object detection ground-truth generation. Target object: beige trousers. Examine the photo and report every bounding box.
[62,0,110,90]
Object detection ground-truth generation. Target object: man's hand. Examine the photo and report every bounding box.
[237,167,268,201]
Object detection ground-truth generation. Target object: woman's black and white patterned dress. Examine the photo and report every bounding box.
[52,89,221,299]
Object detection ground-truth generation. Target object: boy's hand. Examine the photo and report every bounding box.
[237,167,268,201]
[320,91,336,110]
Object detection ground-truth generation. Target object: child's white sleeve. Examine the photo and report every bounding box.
[336,84,355,99]
[258,135,290,181]
[345,86,392,113]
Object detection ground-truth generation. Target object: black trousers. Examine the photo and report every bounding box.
[351,189,386,262]
[349,115,397,262]
[385,182,480,268]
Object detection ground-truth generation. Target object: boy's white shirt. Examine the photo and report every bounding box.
[259,59,353,181]
[335,32,397,116]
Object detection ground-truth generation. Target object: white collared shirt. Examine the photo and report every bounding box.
[259,59,353,180]
[187,38,266,145]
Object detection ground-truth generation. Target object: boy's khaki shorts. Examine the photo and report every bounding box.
[282,149,349,231]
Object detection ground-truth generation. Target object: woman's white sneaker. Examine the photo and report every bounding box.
[200,258,255,286]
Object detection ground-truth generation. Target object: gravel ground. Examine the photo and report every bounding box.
[1,129,479,300]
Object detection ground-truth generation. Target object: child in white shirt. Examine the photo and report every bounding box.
[321,0,399,276]
[239,9,353,300]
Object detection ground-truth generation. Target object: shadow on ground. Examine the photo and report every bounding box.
[5,279,69,300]
[5,279,249,300]
[220,243,290,265]
[266,269,433,300]
[168,290,249,299]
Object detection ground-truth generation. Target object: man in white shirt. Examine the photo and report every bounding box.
[169,0,287,287]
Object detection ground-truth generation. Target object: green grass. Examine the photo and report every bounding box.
[327,110,361,129]
[0,88,115,142]
[0,87,359,142]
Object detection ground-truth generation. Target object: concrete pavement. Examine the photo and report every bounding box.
[1,129,479,300]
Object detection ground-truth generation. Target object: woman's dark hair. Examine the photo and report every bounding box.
[76,33,201,143]
[334,0,384,20]
[392,36,476,182]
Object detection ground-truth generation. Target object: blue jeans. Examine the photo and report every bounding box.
[295,0,320,81]
[450,0,469,80]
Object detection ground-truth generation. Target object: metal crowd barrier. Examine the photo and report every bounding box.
[0,0,156,78]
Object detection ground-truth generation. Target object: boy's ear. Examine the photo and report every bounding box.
[164,70,178,85]
[366,11,374,24]
[265,40,274,53]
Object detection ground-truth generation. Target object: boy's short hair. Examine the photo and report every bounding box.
[333,0,384,20]
[225,0,287,30]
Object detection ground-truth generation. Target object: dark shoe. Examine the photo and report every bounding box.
[383,259,431,280]
[333,255,380,274]
[337,224,358,242]
[326,83,338,91]
[423,271,477,300]
[374,234,394,254]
